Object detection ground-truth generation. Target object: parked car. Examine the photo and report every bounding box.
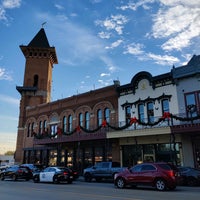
[178,166,200,186]
[0,165,9,172]
[0,165,32,181]
[83,161,125,182]
[114,162,178,191]
[33,166,74,184]
[70,168,79,180]
[20,163,44,177]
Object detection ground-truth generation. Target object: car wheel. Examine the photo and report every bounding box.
[12,174,17,181]
[84,173,92,182]
[33,176,39,183]
[155,179,166,191]
[53,176,59,184]
[0,174,5,181]
[187,177,198,186]
[116,178,125,189]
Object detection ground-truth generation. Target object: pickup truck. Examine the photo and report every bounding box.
[83,161,125,182]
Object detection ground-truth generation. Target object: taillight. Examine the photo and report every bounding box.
[63,171,68,175]
[168,170,175,177]
[18,169,23,173]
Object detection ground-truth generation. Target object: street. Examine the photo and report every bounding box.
[0,179,199,200]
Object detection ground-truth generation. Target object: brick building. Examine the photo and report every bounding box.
[15,28,119,171]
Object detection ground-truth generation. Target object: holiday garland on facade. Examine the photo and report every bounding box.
[32,112,200,139]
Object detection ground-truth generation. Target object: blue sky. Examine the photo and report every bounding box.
[0,0,200,154]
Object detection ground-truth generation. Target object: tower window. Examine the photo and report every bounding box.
[33,74,38,87]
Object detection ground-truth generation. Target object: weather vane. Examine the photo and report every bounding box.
[42,22,47,28]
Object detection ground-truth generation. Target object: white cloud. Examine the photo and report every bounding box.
[105,39,123,49]
[0,7,6,20]
[2,0,21,9]
[98,31,111,39]
[95,14,128,35]
[100,56,118,73]
[0,0,21,24]
[124,43,144,55]
[146,53,180,65]
[100,73,110,77]
[54,4,65,10]
[98,79,112,86]
[152,0,200,51]
[0,68,12,80]
[118,0,155,11]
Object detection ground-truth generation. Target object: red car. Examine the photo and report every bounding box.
[114,162,178,191]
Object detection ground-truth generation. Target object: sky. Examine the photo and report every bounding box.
[0,0,200,155]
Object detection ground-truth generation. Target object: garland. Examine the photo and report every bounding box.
[33,112,200,139]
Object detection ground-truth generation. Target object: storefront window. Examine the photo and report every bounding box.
[95,147,103,163]
[122,143,181,167]
[84,148,93,168]
[49,150,57,166]
[67,150,73,167]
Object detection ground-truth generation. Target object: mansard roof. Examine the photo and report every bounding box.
[172,55,200,79]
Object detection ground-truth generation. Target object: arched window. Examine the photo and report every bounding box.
[104,108,110,123]
[97,109,102,126]
[79,113,83,126]
[39,121,43,134]
[31,122,35,136]
[33,74,38,87]
[138,104,144,122]
[43,120,47,133]
[162,99,169,114]
[68,115,73,132]
[85,112,90,129]
[63,116,67,133]
[27,123,31,137]
[125,106,131,124]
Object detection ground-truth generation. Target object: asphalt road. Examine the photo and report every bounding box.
[0,179,199,200]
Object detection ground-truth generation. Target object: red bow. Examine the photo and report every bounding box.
[102,120,107,127]
[130,117,138,125]
[76,125,81,132]
[162,112,171,119]
[57,127,62,135]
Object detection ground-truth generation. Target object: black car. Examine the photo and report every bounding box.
[178,166,200,186]
[20,163,44,177]
[0,165,32,181]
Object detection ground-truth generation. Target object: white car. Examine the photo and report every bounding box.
[33,166,73,184]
